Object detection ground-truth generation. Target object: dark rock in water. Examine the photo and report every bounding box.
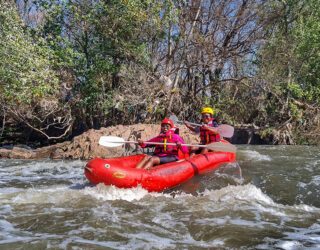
[230,124,268,144]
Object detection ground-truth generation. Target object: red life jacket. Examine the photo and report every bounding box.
[154,131,179,156]
[200,119,221,144]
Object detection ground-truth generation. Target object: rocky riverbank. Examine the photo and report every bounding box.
[0,124,263,160]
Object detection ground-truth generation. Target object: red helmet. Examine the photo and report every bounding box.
[161,118,174,128]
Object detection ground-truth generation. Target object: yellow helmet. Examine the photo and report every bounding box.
[201,107,214,115]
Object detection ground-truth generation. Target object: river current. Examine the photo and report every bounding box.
[0,145,319,249]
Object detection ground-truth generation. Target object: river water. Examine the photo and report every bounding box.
[0,145,319,249]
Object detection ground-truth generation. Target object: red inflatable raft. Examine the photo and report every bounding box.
[85,146,236,192]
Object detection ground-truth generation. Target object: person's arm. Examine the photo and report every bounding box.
[185,122,201,134]
[175,135,189,154]
[201,124,219,134]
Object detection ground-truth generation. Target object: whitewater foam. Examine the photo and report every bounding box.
[241,150,272,161]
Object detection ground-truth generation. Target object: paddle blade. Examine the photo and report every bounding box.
[217,124,234,138]
[99,136,125,147]
[206,142,237,153]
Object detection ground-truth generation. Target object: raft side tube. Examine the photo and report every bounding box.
[84,140,236,192]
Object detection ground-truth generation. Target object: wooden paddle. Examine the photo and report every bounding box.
[99,136,237,153]
[169,114,234,138]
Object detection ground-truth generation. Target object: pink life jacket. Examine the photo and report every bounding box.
[153,130,179,156]
[200,118,221,144]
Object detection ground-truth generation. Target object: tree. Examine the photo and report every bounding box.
[251,0,320,144]
[0,2,72,143]
[148,0,270,122]
[34,0,173,128]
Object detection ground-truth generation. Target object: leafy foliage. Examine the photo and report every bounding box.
[248,0,320,143]
[0,2,72,143]
[0,2,58,104]
[1,0,320,145]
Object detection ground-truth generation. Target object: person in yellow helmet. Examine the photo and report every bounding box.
[185,107,221,156]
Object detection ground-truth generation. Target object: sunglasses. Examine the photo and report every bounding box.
[201,114,211,119]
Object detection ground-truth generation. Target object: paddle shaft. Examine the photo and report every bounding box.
[177,120,201,127]
[99,136,236,152]
[115,140,209,148]
[121,140,235,152]
[173,117,220,128]
[169,114,234,137]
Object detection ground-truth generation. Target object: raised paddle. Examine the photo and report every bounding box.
[169,114,234,138]
[99,136,237,153]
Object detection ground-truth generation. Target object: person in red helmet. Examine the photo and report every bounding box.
[136,118,188,170]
